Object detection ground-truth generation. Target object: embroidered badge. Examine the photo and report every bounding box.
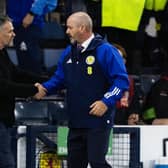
[87,66,92,75]
[86,56,95,65]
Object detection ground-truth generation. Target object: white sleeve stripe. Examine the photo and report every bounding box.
[111,87,118,95]
[112,87,120,96]
[116,89,120,95]
[104,87,121,99]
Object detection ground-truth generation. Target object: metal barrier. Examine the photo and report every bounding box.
[14,97,141,168]
[16,126,141,168]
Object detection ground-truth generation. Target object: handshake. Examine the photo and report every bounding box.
[33,83,47,100]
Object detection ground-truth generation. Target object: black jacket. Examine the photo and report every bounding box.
[143,76,168,124]
[0,49,46,126]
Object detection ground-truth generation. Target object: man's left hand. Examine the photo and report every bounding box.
[89,100,108,117]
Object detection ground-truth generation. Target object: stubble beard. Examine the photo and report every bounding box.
[69,38,76,45]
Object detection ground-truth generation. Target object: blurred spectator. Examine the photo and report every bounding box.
[142,70,168,125]
[6,0,57,73]
[85,0,101,33]
[71,0,87,12]
[113,43,141,125]
[157,1,168,73]
[0,0,5,15]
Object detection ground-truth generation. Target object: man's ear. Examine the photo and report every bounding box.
[80,24,85,32]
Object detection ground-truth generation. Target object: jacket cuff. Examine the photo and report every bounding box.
[102,97,114,108]
[29,11,36,16]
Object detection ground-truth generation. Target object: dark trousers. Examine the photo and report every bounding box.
[0,123,15,168]
[14,25,43,73]
[67,128,112,168]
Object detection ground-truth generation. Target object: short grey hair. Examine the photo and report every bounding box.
[69,12,93,32]
[0,15,12,28]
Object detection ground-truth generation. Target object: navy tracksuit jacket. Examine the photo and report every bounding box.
[43,34,129,128]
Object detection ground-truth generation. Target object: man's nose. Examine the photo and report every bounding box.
[66,28,69,34]
[12,32,16,37]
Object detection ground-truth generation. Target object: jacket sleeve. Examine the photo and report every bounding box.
[12,66,49,84]
[42,46,70,94]
[0,78,38,98]
[30,0,57,16]
[97,44,129,108]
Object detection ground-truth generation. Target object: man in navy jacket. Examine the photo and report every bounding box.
[6,0,57,73]
[35,12,129,168]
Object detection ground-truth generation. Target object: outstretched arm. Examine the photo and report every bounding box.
[34,83,47,100]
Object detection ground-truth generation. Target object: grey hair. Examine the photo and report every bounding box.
[69,12,93,31]
[0,15,12,28]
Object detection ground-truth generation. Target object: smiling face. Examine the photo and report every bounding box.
[0,20,15,49]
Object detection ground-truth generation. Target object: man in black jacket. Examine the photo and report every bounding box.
[0,15,46,168]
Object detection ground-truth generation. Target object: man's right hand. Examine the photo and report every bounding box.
[34,83,47,100]
[128,113,139,125]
